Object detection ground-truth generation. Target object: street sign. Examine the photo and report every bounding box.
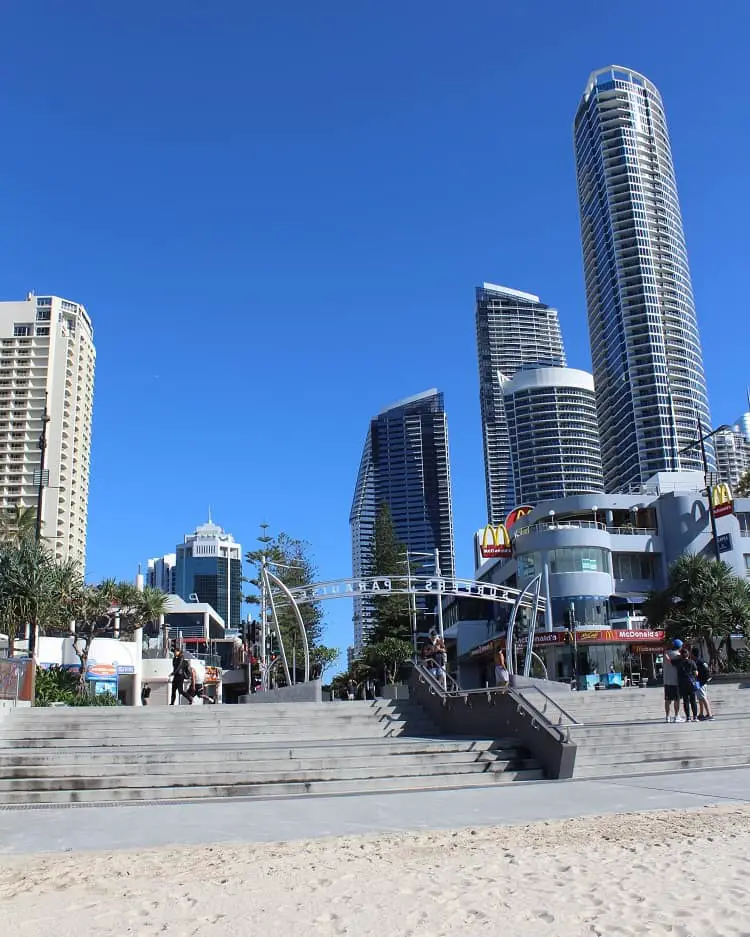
[716,533,733,554]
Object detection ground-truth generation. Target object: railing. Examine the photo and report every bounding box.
[511,684,583,742]
[412,661,581,743]
[515,520,657,537]
[0,658,34,705]
[413,660,462,696]
[515,520,606,536]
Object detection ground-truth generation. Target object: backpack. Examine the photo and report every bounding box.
[695,658,710,685]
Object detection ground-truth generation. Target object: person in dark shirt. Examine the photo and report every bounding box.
[170,649,193,705]
[676,646,699,722]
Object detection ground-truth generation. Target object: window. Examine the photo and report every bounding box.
[613,553,655,580]
[36,327,49,336]
[13,325,31,337]
[737,514,750,537]
[36,309,51,322]
[549,547,609,574]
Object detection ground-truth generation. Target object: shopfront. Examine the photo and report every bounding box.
[465,628,665,687]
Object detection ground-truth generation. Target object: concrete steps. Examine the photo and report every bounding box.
[554,682,750,779]
[0,700,543,804]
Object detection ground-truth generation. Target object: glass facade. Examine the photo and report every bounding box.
[475,284,565,523]
[175,520,243,631]
[574,67,712,491]
[350,390,455,651]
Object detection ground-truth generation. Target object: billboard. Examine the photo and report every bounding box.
[711,483,734,519]
[479,524,512,559]
[477,505,534,561]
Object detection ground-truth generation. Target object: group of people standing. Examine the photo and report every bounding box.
[663,639,713,722]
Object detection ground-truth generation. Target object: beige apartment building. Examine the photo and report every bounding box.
[0,294,95,569]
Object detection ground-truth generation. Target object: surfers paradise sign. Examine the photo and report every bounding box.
[286,575,538,608]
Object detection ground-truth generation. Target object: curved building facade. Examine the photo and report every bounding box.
[475,283,566,523]
[503,367,604,504]
[574,66,712,491]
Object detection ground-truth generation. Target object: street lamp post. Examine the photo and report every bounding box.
[680,420,732,563]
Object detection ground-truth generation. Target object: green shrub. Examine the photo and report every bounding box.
[34,666,120,706]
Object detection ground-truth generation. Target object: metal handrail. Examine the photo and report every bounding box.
[512,684,583,731]
[412,661,578,743]
[413,660,462,696]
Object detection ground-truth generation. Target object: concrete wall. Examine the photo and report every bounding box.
[409,673,576,779]
[240,680,322,704]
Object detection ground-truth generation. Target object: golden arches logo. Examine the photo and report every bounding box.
[480,524,512,558]
[505,505,533,530]
[711,483,734,518]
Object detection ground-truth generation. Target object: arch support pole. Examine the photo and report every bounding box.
[265,570,310,682]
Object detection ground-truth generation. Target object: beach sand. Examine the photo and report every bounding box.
[1,805,749,937]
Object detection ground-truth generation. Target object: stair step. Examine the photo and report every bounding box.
[0,768,546,805]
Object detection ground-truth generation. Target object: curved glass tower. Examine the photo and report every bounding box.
[503,367,604,504]
[476,283,566,523]
[574,66,712,491]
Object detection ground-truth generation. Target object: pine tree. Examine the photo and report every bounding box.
[245,529,324,679]
[365,503,412,645]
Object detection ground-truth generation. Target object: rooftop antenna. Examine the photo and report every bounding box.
[208,504,212,524]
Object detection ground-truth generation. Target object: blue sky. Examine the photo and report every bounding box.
[1,1,747,667]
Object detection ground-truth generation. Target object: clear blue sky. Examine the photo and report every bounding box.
[1,1,747,667]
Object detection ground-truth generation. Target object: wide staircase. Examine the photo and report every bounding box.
[0,700,543,806]
[556,681,750,778]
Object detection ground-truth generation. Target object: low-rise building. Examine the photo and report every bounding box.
[451,471,750,687]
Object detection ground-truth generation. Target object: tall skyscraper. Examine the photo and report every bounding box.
[350,390,455,651]
[714,427,750,492]
[476,283,566,523]
[503,367,604,505]
[0,293,95,568]
[574,66,712,492]
[175,517,243,631]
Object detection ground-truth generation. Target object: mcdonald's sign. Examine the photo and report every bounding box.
[505,504,534,530]
[479,524,512,559]
[711,483,734,519]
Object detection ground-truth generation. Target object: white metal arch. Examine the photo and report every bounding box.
[259,572,545,688]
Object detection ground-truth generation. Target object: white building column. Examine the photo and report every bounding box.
[133,571,144,707]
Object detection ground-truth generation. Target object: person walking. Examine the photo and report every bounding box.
[346,678,356,701]
[170,649,193,705]
[494,648,509,687]
[676,645,699,723]
[662,639,683,722]
[691,646,714,720]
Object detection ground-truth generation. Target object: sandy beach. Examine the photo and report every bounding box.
[1,805,748,937]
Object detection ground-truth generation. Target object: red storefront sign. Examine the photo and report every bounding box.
[470,629,664,657]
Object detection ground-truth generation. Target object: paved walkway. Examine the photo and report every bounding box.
[1,767,749,855]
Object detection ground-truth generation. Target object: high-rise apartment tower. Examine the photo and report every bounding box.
[350,390,455,651]
[574,66,712,491]
[476,283,566,523]
[503,367,604,505]
[0,293,95,568]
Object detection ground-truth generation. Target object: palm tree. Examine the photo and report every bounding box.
[0,505,38,547]
[643,554,750,669]
[0,542,21,657]
[68,580,169,694]
[2,537,76,660]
